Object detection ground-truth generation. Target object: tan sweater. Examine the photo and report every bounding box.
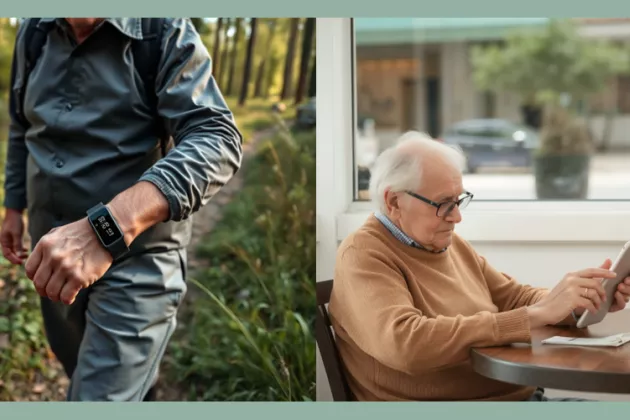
[329,214,550,401]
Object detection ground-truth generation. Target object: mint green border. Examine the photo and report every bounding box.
[3,0,630,416]
[0,0,628,17]
[0,401,612,418]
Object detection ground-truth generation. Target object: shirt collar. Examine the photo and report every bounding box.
[374,212,447,253]
[37,18,144,40]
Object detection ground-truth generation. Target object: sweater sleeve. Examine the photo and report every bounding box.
[329,245,532,376]
[480,256,549,311]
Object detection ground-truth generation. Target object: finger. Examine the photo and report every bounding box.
[12,232,24,260]
[24,245,43,280]
[614,291,626,312]
[625,276,630,286]
[576,296,598,315]
[1,233,22,265]
[600,258,613,270]
[585,288,603,311]
[32,262,52,297]
[576,268,617,279]
[618,282,630,295]
[1,244,22,265]
[576,278,607,301]
[59,281,81,306]
[45,268,66,302]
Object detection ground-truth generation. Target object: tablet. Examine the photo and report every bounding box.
[576,241,630,329]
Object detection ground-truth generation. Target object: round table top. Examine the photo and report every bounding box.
[470,310,630,394]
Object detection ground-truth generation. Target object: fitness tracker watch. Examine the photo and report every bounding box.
[86,202,130,260]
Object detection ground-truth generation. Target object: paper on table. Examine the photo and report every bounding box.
[542,333,630,347]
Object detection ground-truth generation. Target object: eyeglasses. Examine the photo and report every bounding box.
[405,190,474,219]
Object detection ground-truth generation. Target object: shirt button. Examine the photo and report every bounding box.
[55,160,64,168]
[66,103,73,111]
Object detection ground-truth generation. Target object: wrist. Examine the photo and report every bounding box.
[106,181,170,246]
[5,207,24,216]
[527,305,546,329]
[107,202,137,246]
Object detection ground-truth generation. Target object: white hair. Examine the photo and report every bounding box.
[368,131,466,214]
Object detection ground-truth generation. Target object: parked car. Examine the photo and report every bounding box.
[440,119,539,173]
[295,97,316,129]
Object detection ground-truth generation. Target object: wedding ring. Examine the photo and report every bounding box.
[583,287,589,298]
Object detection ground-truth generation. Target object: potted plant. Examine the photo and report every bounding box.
[471,19,630,199]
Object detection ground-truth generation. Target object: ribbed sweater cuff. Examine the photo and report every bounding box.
[494,307,531,344]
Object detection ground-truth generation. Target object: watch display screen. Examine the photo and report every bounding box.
[89,210,122,247]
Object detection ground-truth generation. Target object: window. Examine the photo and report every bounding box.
[352,18,630,202]
[315,19,630,257]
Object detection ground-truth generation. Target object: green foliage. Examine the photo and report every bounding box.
[471,19,630,106]
[167,121,316,401]
[0,260,55,401]
[471,19,630,155]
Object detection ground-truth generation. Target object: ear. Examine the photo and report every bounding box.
[384,188,402,218]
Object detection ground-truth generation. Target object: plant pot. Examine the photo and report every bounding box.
[534,154,590,200]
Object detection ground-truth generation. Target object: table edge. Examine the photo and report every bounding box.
[470,348,630,394]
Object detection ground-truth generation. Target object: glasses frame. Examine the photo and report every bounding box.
[405,190,474,218]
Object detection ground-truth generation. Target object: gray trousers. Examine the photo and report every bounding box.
[39,248,187,401]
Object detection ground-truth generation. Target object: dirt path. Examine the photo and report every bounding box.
[154,127,275,401]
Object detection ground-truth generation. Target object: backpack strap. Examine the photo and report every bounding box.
[132,18,172,157]
[11,18,51,128]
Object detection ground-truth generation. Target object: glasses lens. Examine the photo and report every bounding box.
[459,194,472,211]
[438,202,457,218]
[438,194,472,218]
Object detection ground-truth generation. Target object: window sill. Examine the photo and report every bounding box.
[337,201,630,243]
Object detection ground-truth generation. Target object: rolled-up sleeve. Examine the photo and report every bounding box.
[138,18,243,221]
[4,23,29,211]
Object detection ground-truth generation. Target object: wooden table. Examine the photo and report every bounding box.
[470,310,630,394]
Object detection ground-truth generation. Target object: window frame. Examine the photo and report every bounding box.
[316,18,630,268]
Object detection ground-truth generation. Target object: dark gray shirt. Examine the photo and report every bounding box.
[4,18,243,254]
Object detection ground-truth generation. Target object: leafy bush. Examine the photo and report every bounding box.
[167,119,316,401]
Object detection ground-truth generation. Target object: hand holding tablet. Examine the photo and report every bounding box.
[576,242,630,328]
[526,241,630,330]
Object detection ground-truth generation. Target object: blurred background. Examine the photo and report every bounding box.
[352,18,630,202]
[0,17,315,401]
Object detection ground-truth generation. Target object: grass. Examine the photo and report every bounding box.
[164,120,316,401]
[225,97,297,143]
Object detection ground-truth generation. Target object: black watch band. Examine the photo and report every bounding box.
[86,202,129,260]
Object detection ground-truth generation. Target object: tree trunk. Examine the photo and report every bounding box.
[294,18,315,105]
[308,55,316,98]
[226,18,243,96]
[264,56,279,99]
[280,18,300,101]
[239,18,258,106]
[254,19,277,98]
[218,19,231,88]
[212,18,223,81]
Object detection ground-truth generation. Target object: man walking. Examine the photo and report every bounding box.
[0,18,243,401]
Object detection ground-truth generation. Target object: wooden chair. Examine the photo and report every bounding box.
[316,279,353,401]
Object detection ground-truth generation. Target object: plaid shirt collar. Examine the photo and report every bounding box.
[374,212,447,253]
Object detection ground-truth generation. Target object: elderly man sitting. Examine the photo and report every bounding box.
[328,131,630,402]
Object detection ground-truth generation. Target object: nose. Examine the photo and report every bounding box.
[446,205,463,223]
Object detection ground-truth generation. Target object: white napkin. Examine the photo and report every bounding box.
[542,333,630,347]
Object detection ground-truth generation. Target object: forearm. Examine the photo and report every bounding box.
[346,307,532,376]
[107,181,170,246]
[138,131,242,222]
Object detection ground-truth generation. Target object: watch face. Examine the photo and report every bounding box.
[89,209,122,247]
